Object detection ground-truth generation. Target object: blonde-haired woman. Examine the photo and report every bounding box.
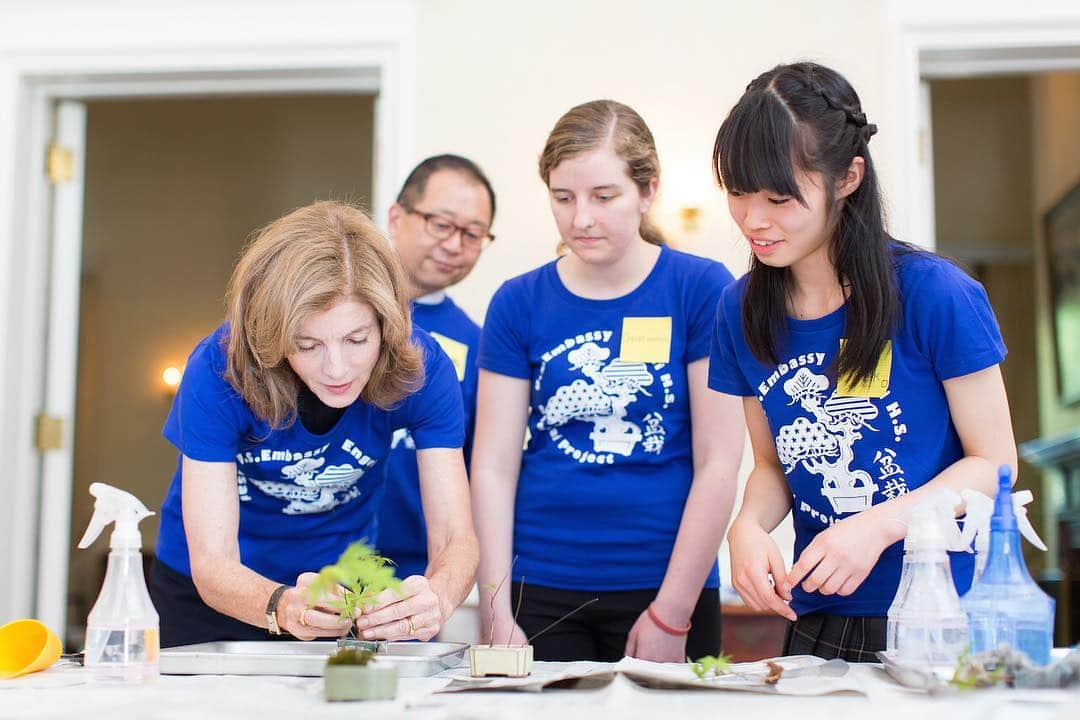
[471,101,744,662]
[150,201,478,646]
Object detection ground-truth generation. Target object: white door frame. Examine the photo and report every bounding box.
[0,2,416,627]
[36,100,88,639]
[887,0,1080,249]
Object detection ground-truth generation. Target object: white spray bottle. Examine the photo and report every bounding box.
[78,482,159,684]
[959,488,1046,583]
[886,488,969,669]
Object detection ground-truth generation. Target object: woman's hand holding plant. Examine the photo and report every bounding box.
[355,575,443,641]
[283,572,352,640]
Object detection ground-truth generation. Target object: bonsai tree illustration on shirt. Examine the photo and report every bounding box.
[774,367,880,514]
[537,341,657,457]
[250,456,366,515]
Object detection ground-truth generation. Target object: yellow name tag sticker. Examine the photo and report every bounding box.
[429,331,468,382]
[619,317,672,364]
[836,339,892,398]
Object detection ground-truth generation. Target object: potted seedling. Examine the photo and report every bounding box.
[469,560,597,678]
[306,541,402,701]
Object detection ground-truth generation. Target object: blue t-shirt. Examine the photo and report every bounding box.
[479,246,735,591]
[155,322,465,585]
[374,295,481,578]
[708,249,1006,616]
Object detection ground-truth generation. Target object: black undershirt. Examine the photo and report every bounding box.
[296,384,347,435]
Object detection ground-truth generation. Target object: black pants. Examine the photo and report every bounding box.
[149,558,295,648]
[510,581,721,662]
[783,613,886,663]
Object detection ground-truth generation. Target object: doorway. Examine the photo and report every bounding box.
[62,94,375,648]
[926,69,1080,643]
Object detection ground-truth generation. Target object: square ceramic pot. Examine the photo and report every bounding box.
[323,662,398,701]
[468,644,533,677]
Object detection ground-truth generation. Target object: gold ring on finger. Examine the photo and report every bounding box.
[300,608,310,626]
[407,616,416,635]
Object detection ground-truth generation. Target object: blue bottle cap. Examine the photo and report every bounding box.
[990,464,1017,532]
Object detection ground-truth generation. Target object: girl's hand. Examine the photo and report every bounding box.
[784,510,900,597]
[625,608,688,662]
[283,572,352,641]
[354,575,443,641]
[482,611,528,647]
[728,518,797,621]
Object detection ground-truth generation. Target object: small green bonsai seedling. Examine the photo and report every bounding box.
[689,654,734,679]
[306,541,402,639]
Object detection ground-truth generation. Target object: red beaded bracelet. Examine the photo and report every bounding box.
[646,603,691,636]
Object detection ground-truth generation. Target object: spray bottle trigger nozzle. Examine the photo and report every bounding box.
[77,513,108,549]
[1012,490,1048,552]
[77,482,154,550]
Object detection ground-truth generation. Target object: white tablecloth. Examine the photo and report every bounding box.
[2,661,1077,720]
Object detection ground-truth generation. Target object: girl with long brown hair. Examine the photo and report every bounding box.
[471,100,744,662]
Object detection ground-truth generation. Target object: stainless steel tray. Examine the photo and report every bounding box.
[160,641,467,677]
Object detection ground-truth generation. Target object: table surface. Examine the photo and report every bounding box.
[2,659,1077,720]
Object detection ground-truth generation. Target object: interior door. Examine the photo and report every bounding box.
[35,99,87,641]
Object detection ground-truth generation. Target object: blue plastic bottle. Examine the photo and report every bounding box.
[961,465,1055,665]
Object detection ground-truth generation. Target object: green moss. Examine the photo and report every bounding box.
[327,648,375,667]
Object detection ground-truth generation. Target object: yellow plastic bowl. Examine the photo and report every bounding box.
[0,619,63,678]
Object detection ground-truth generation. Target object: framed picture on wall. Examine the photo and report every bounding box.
[1044,180,1080,406]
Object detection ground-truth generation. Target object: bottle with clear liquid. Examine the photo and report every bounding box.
[886,489,968,670]
[78,483,160,684]
[961,466,1055,666]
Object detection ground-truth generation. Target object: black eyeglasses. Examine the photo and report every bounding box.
[402,206,494,250]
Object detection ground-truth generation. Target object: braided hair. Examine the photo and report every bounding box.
[712,62,911,386]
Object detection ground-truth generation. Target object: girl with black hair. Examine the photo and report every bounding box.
[708,62,1018,661]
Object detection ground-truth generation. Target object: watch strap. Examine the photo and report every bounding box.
[265,584,289,635]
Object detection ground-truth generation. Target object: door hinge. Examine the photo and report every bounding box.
[46,143,74,183]
[35,414,64,451]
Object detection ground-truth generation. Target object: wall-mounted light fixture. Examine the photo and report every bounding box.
[162,365,183,396]
[679,207,701,234]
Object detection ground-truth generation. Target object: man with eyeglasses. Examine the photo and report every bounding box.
[375,154,495,583]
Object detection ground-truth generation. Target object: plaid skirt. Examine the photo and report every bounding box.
[783,613,887,663]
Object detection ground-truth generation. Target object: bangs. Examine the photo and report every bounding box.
[714,91,807,203]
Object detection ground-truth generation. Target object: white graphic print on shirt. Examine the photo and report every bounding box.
[245,439,379,515]
[390,428,415,450]
[774,367,910,516]
[537,339,672,460]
